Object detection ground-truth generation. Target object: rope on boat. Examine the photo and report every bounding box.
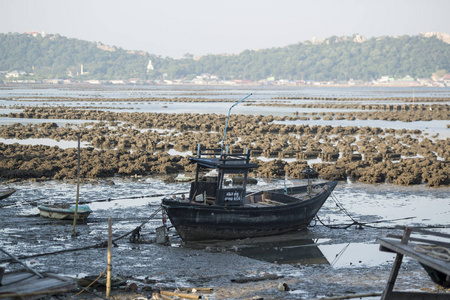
[414,244,450,262]
[0,206,163,264]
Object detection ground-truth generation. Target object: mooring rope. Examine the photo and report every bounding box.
[0,206,163,263]
[330,192,361,224]
[1,192,184,208]
[314,192,420,230]
[79,192,186,204]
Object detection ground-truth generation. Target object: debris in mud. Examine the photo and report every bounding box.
[77,274,127,288]
[231,273,283,283]
[277,282,290,291]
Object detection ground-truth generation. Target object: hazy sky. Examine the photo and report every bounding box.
[1,0,449,58]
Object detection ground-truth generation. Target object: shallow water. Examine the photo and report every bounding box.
[1,85,450,99]
[1,86,449,141]
[0,137,91,149]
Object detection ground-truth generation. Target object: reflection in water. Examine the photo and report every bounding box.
[319,242,396,268]
[192,229,398,268]
[236,237,329,265]
[185,231,330,265]
[234,236,397,268]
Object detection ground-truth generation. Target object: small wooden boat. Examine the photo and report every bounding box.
[0,188,16,200]
[162,145,338,241]
[38,204,92,221]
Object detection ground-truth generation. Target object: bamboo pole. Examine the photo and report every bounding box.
[71,133,81,236]
[160,290,202,299]
[106,217,112,298]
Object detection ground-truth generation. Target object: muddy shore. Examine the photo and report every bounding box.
[1,179,449,299]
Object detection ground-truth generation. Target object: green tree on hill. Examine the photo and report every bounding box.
[0,32,448,81]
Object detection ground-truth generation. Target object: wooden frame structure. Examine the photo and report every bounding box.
[377,226,450,300]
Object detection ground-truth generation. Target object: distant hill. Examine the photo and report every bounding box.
[0,32,449,82]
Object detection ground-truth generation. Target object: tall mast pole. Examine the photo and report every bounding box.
[221,93,252,152]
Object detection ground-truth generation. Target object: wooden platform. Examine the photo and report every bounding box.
[377,226,450,300]
[0,269,76,300]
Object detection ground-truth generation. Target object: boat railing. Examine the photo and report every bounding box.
[220,153,251,164]
[197,145,251,164]
[197,147,222,158]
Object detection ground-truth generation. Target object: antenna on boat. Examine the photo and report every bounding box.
[221,93,253,152]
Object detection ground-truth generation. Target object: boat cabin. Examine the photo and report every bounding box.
[189,145,258,206]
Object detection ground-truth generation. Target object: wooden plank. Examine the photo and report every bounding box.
[389,291,450,300]
[263,199,284,205]
[0,277,71,294]
[1,272,35,286]
[0,288,73,300]
[0,271,76,299]
[386,234,450,248]
[394,226,450,240]
[408,228,450,240]
[377,238,450,275]
[310,292,382,300]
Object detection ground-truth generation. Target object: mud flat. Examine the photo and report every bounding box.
[1,179,449,299]
[252,102,449,122]
[1,105,449,187]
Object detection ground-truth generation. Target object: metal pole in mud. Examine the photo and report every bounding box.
[106,217,112,298]
[72,133,81,236]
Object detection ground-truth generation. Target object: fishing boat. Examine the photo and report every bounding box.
[161,145,338,241]
[38,204,92,221]
[0,188,16,200]
[162,94,337,241]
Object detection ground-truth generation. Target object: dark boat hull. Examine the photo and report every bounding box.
[162,181,337,241]
[0,188,16,200]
